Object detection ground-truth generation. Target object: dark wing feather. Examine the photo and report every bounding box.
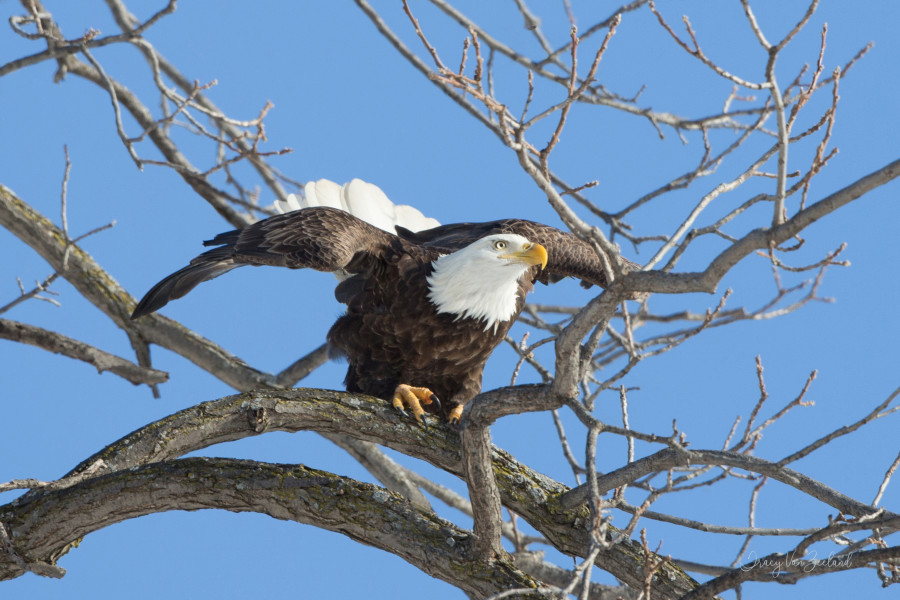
[131,207,394,318]
[397,219,641,289]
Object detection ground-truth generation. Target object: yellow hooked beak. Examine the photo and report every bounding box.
[502,242,548,271]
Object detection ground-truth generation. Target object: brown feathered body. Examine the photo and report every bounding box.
[328,251,528,413]
[132,207,631,418]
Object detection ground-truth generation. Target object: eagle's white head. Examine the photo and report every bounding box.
[426,234,548,332]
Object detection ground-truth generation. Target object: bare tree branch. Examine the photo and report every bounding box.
[561,448,900,520]
[4,2,898,596]
[0,319,168,386]
[621,157,900,295]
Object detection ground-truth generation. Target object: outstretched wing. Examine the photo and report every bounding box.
[396,219,641,289]
[131,207,395,318]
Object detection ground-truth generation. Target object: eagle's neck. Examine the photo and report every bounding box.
[426,251,526,332]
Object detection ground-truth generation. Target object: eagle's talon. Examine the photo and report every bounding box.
[392,384,437,424]
[447,404,463,426]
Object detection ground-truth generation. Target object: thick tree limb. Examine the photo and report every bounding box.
[0,458,540,597]
[460,423,504,558]
[8,388,697,599]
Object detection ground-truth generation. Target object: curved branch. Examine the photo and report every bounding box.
[14,387,697,599]
[466,384,560,427]
[0,458,538,596]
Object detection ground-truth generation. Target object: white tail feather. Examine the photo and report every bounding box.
[273,178,439,233]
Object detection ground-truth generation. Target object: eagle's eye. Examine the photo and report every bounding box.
[493,240,508,251]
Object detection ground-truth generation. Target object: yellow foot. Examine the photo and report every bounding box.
[447,404,464,426]
[391,384,440,424]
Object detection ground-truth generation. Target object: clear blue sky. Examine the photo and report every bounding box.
[1,2,898,598]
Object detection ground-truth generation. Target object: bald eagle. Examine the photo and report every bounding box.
[131,180,637,423]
